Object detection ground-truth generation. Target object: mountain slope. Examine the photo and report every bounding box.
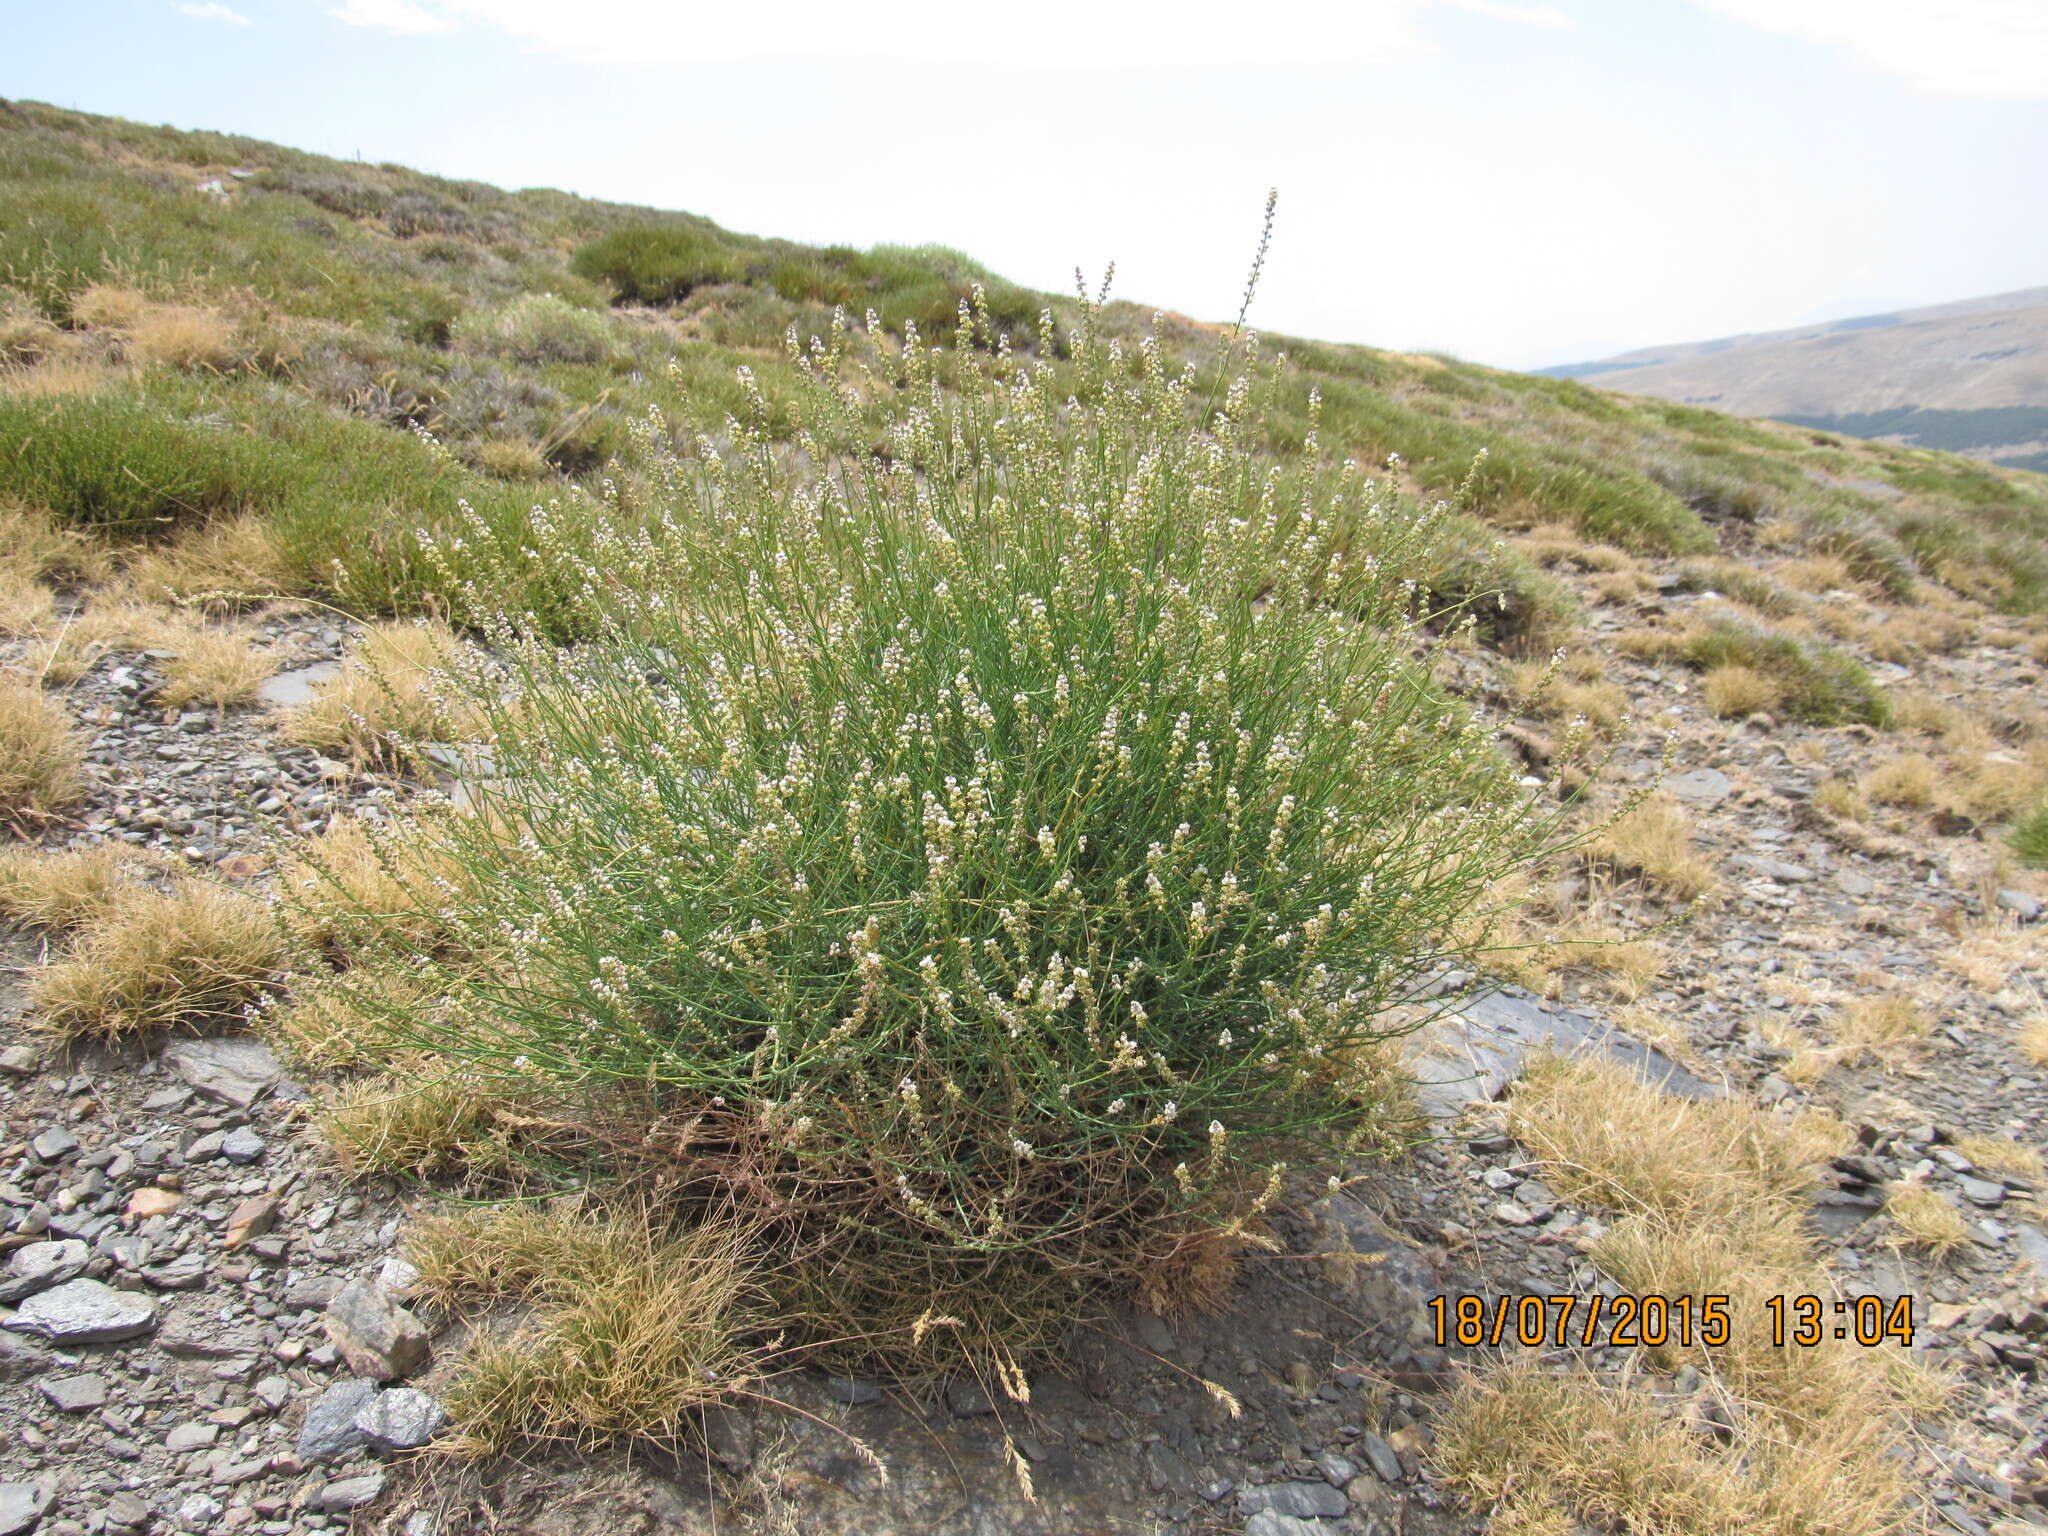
[1545,287,2048,472]
[1,96,2045,617]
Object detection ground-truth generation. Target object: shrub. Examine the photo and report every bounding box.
[0,676,84,823]
[347,308,1560,1372]
[1678,618,1889,726]
[570,225,742,305]
[31,882,283,1037]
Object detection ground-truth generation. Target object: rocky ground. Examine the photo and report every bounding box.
[3,567,2046,1536]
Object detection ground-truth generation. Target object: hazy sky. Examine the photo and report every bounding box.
[5,0,2045,368]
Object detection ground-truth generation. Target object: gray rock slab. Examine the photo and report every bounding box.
[1358,1429,1404,1483]
[315,1472,387,1512]
[3,1279,157,1343]
[1664,767,1733,806]
[1240,1481,1348,1518]
[0,1484,50,1536]
[354,1386,446,1450]
[297,1378,378,1462]
[1403,987,1719,1123]
[257,661,339,708]
[159,1038,283,1110]
[0,1240,91,1304]
[38,1372,107,1412]
[1244,1516,1327,1536]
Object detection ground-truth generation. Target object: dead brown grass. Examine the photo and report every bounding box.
[128,305,238,371]
[1883,1182,1970,1253]
[276,620,473,762]
[0,842,153,929]
[0,675,85,823]
[116,514,298,607]
[406,1202,757,1454]
[1830,991,1933,1066]
[313,1054,529,1178]
[1701,664,1782,719]
[1861,754,1938,810]
[1445,1055,1920,1536]
[155,625,270,710]
[1584,794,1720,901]
[30,882,284,1037]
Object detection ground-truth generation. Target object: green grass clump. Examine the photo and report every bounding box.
[571,224,744,305]
[333,301,1558,1373]
[1679,618,1890,726]
[2012,804,2048,869]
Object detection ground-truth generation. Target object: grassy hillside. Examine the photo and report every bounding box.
[4,97,2046,622]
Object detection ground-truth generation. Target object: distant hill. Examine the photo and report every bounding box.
[1543,287,2048,473]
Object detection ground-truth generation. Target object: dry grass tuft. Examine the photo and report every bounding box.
[117,514,299,607]
[155,625,270,710]
[1584,794,1720,901]
[312,1054,529,1178]
[0,675,86,823]
[0,842,152,929]
[30,882,284,1037]
[2020,1015,2048,1069]
[1811,778,1867,823]
[276,620,471,762]
[1509,657,1629,736]
[1954,1134,2043,1180]
[1451,1056,1916,1536]
[128,305,238,372]
[1701,664,1782,719]
[1883,1182,1970,1252]
[405,1202,756,1454]
[1830,992,1932,1066]
[68,283,150,331]
[1860,754,1937,810]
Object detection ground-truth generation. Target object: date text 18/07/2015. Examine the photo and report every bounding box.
[1427,1293,1915,1350]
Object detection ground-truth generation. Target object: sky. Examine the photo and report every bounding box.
[4,0,2046,369]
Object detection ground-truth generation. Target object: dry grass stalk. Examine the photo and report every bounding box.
[313,1055,528,1177]
[155,625,270,710]
[1443,1056,1918,1536]
[1861,754,1937,810]
[276,620,471,762]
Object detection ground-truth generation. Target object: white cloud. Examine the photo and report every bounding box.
[1689,0,2048,97]
[320,0,1564,67]
[332,0,453,34]
[1445,0,1573,28]
[174,1,253,22]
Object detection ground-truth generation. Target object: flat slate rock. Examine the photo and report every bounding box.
[298,1378,378,1462]
[2,1279,157,1344]
[159,1038,284,1110]
[0,1483,51,1536]
[257,660,339,707]
[1664,767,1734,806]
[1403,987,1721,1123]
